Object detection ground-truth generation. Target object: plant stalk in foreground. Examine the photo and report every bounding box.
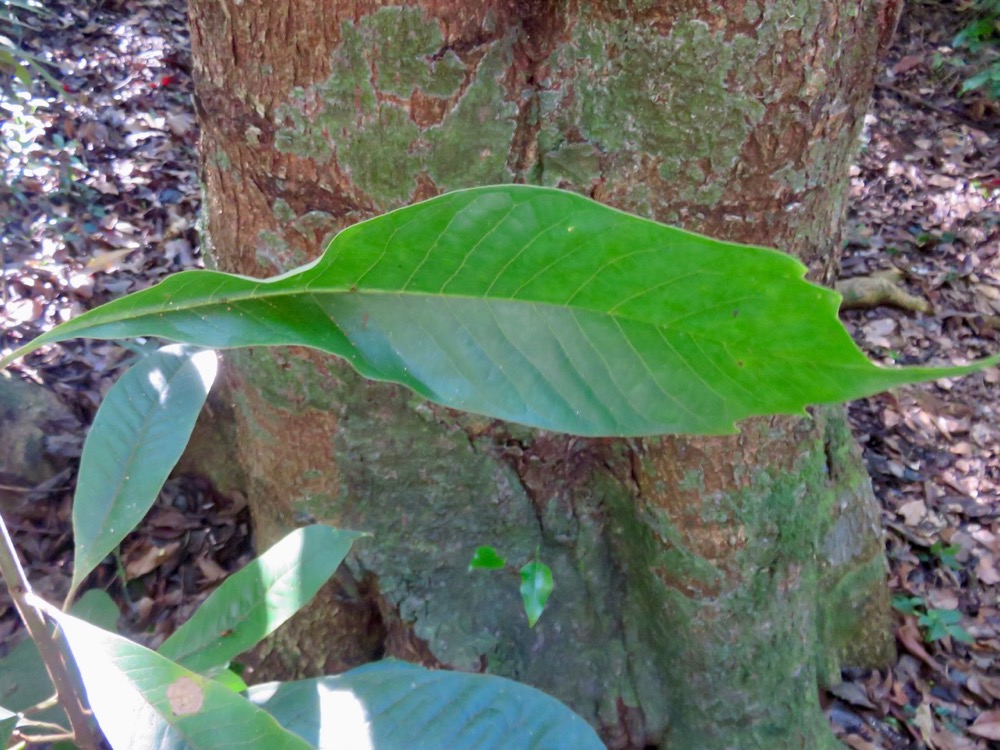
[0,513,102,750]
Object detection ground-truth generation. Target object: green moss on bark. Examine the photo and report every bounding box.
[273,8,516,202]
[425,42,517,189]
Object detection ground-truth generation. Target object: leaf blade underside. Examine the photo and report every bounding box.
[4,186,996,436]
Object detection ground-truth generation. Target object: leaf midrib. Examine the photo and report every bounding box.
[73,355,196,587]
[53,279,844,370]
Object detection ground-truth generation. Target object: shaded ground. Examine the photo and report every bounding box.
[0,0,997,747]
[830,5,1000,747]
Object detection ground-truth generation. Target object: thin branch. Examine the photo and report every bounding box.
[0,514,103,750]
[14,729,76,744]
[875,83,1000,135]
[15,717,71,733]
[22,692,60,715]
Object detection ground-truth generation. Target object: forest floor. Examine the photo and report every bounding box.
[0,0,998,748]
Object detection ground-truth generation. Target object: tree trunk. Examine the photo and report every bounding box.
[185,1,903,747]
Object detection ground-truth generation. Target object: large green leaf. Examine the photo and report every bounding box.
[159,525,363,673]
[70,344,217,594]
[39,604,311,750]
[2,186,996,436]
[247,661,604,750]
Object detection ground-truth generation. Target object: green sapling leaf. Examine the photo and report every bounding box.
[468,545,506,571]
[520,561,553,627]
[159,524,365,673]
[36,601,312,750]
[69,344,217,597]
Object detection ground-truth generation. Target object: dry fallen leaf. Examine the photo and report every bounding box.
[926,588,959,610]
[914,702,935,746]
[926,174,957,189]
[862,317,898,348]
[931,728,978,750]
[85,248,136,275]
[898,498,928,526]
[968,710,1000,741]
[843,735,880,750]
[893,54,924,74]
[975,553,1000,585]
[194,555,228,584]
[897,621,944,674]
[828,680,876,709]
[967,674,1000,702]
[125,541,182,579]
[165,112,196,136]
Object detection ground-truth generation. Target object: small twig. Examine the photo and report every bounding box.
[0,482,72,495]
[22,692,60,715]
[0,483,33,493]
[0,514,102,750]
[15,716,70,732]
[885,519,935,548]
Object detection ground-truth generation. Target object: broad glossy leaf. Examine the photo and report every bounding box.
[159,525,363,673]
[70,345,217,593]
[212,669,248,693]
[519,562,553,627]
[247,661,604,750]
[70,587,121,629]
[41,605,311,750]
[2,186,996,436]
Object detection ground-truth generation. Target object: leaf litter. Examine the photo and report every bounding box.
[832,3,1000,748]
[0,0,252,666]
[0,0,996,748]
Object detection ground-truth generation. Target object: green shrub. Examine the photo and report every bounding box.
[954,0,1000,99]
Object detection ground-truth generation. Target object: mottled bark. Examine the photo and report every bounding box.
[185,1,901,747]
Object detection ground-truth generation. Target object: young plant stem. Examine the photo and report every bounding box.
[0,514,102,750]
[15,717,70,733]
[23,693,60,715]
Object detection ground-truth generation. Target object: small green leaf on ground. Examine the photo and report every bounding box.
[918,609,975,643]
[520,561,553,627]
[892,595,925,615]
[468,545,506,571]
